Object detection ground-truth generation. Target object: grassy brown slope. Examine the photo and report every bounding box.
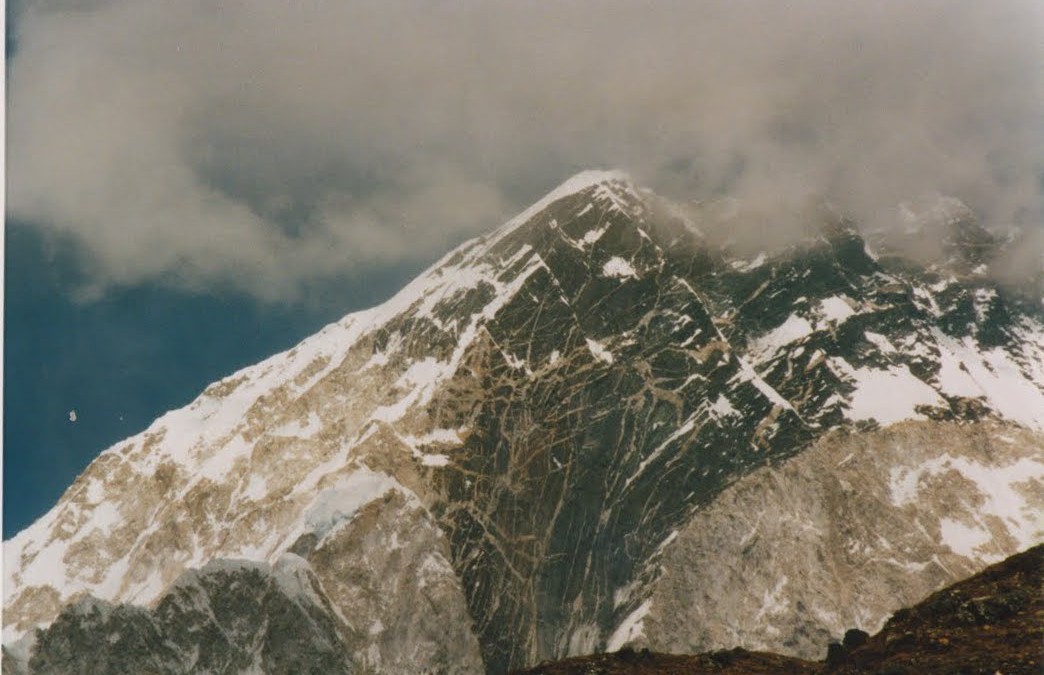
[830,543,1042,674]
[512,647,817,675]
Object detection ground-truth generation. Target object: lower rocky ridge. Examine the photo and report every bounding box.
[5,421,1040,674]
[511,543,1043,674]
[2,487,485,675]
[606,420,1042,661]
[3,556,353,675]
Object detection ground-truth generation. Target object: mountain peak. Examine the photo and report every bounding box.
[487,169,639,244]
[899,193,974,233]
[538,169,635,203]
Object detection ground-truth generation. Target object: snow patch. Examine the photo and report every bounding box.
[939,519,992,558]
[733,360,794,411]
[586,338,615,364]
[503,352,529,372]
[400,428,462,467]
[84,478,105,504]
[730,252,767,272]
[708,394,740,419]
[818,296,856,324]
[602,256,637,280]
[303,468,401,540]
[582,224,610,245]
[87,502,121,535]
[750,314,813,360]
[830,360,945,425]
[864,332,897,354]
[972,288,997,323]
[409,428,463,445]
[933,331,1044,430]
[242,472,269,501]
[627,417,697,489]
[607,599,652,651]
[888,453,1044,556]
[488,170,632,247]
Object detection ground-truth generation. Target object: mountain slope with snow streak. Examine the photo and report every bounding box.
[5,170,1043,673]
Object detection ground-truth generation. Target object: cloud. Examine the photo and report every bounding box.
[9,0,1043,299]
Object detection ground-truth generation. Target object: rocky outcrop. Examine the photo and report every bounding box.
[512,544,1043,674]
[6,497,484,675]
[295,483,484,673]
[20,556,354,675]
[640,421,1043,659]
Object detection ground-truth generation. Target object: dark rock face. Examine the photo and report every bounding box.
[27,599,180,675]
[401,178,1042,670]
[425,187,815,669]
[26,558,353,675]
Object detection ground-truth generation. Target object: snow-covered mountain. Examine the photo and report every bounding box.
[4,171,1043,673]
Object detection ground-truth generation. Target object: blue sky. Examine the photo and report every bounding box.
[4,1,1041,538]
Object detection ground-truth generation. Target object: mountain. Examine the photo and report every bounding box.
[511,543,1044,674]
[5,171,1043,673]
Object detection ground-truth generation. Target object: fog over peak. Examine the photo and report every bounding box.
[9,0,1043,299]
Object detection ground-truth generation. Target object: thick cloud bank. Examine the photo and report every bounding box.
[9,1,1043,299]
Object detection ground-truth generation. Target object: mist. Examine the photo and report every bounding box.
[9,0,1043,299]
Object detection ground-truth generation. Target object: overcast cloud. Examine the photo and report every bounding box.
[9,0,1043,300]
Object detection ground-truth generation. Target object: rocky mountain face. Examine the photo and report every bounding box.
[13,557,354,675]
[513,544,1044,675]
[4,171,1043,673]
[640,420,1042,658]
